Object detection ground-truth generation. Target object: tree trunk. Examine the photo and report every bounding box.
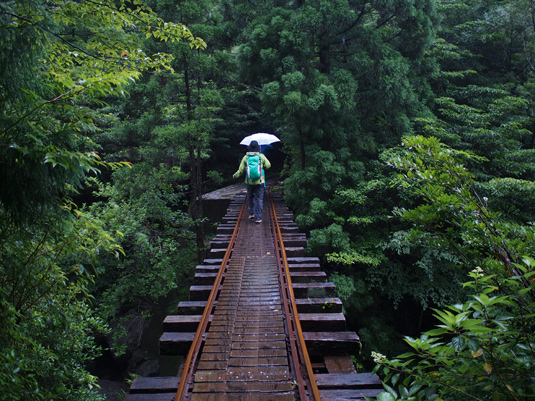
[185,61,205,262]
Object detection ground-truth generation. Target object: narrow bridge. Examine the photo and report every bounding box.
[124,189,383,400]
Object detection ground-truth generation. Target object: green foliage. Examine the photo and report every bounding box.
[426,0,535,185]
[1,0,202,396]
[88,167,196,329]
[308,223,351,256]
[327,250,382,267]
[0,0,203,221]
[372,134,535,399]
[476,178,535,223]
[0,206,119,400]
[235,0,438,217]
[384,135,535,271]
[373,263,535,400]
[2,0,535,396]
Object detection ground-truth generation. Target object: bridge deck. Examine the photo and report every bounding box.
[125,192,383,401]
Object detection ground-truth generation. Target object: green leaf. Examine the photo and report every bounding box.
[377,392,397,401]
[425,328,449,336]
[452,336,466,351]
[382,384,398,399]
[391,373,400,386]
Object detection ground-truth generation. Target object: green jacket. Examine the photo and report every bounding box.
[233,152,271,185]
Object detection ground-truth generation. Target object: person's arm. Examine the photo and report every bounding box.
[233,156,247,178]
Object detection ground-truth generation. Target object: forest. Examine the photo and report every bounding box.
[1,0,535,400]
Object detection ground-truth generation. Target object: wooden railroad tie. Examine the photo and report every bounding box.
[124,192,383,401]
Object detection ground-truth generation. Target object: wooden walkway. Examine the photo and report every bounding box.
[125,191,383,400]
[190,212,294,400]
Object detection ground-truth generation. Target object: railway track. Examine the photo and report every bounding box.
[125,190,383,401]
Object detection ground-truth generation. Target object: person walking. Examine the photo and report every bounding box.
[233,140,271,223]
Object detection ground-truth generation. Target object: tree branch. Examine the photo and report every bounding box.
[0,88,84,139]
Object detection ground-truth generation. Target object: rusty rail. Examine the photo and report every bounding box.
[125,191,383,401]
[173,192,321,400]
[174,199,246,400]
[269,189,322,401]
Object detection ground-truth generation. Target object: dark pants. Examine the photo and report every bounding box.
[247,184,265,221]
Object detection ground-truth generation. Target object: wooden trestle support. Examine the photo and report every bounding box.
[124,192,383,401]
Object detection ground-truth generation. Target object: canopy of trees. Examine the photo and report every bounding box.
[1,0,534,400]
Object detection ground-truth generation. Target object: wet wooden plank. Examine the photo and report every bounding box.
[191,393,295,401]
[230,333,286,341]
[200,352,231,362]
[192,381,294,393]
[290,271,328,283]
[303,331,360,356]
[204,339,232,348]
[189,285,215,301]
[210,314,241,322]
[233,320,284,329]
[202,258,224,264]
[203,345,232,353]
[197,360,229,370]
[292,282,336,298]
[195,367,291,382]
[315,372,382,388]
[295,297,343,313]
[212,299,239,307]
[209,240,230,249]
[233,317,283,324]
[228,357,289,366]
[163,315,206,332]
[216,226,235,234]
[288,264,321,273]
[229,348,287,358]
[286,256,321,264]
[194,272,218,285]
[230,340,287,350]
[210,248,227,257]
[177,300,211,314]
[205,331,233,340]
[159,332,194,355]
[282,238,307,247]
[233,322,284,330]
[319,388,384,400]
[298,312,346,332]
[205,324,236,332]
[195,265,220,272]
[237,292,281,298]
[279,225,300,233]
[124,394,177,401]
[233,326,286,335]
[284,247,305,257]
[129,376,179,393]
[324,356,357,373]
[233,310,283,319]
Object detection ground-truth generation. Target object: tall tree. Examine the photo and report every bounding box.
[233,0,438,213]
[99,0,232,261]
[226,0,441,359]
[374,135,535,400]
[0,0,202,398]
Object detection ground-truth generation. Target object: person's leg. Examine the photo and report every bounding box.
[254,185,265,222]
[247,185,254,218]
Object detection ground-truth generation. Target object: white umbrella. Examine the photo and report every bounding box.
[240,133,280,146]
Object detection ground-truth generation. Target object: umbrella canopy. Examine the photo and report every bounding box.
[240,133,280,146]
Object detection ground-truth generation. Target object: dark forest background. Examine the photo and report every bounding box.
[2,0,535,399]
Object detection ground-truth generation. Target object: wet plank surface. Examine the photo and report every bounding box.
[126,193,385,401]
[190,209,297,400]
